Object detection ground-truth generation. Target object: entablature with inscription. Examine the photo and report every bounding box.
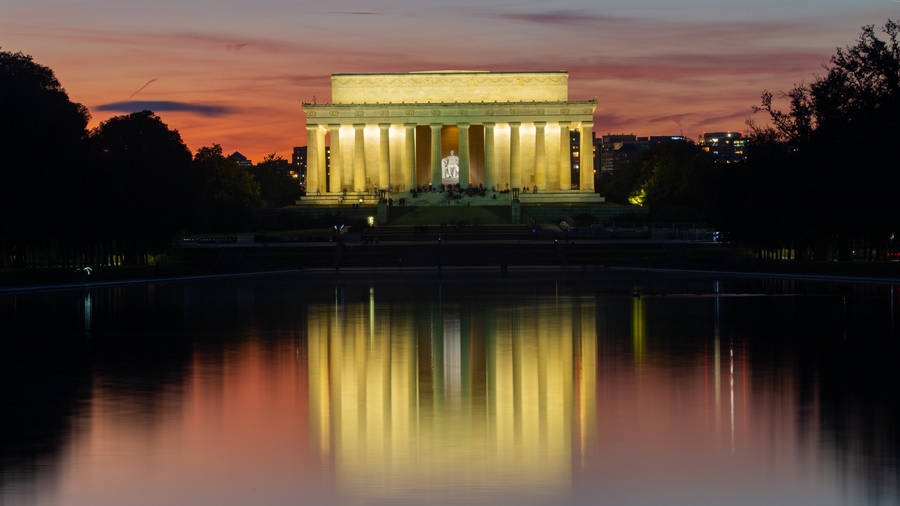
[302,101,597,126]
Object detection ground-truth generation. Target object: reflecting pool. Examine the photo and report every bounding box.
[2,273,898,505]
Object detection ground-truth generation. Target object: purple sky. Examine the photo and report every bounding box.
[2,0,897,160]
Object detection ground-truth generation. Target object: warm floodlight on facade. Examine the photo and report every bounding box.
[302,70,600,195]
[367,216,375,227]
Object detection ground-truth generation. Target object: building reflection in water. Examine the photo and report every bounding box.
[5,278,898,506]
[307,294,597,503]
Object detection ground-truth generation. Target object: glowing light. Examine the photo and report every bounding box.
[628,188,646,206]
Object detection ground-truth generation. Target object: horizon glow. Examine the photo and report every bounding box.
[2,0,897,161]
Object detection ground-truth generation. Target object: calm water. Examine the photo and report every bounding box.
[2,272,899,505]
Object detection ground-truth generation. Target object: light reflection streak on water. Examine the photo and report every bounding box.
[83,291,92,331]
[714,280,721,436]
[632,296,645,365]
[730,343,735,455]
[368,286,374,345]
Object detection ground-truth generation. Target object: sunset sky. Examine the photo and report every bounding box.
[3,0,898,162]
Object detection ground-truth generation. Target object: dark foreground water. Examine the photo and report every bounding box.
[2,272,899,505]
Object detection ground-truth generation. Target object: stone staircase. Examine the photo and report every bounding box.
[295,192,380,206]
[297,190,514,208]
[388,206,510,225]
[364,224,534,242]
[518,190,606,204]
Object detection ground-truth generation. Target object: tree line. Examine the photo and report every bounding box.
[598,21,899,261]
[1,50,301,268]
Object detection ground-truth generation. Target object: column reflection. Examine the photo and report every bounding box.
[307,297,598,503]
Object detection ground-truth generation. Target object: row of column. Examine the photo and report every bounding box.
[306,121,593,194]
[507,121,593,192]
[307,123,411,195]
[451,120,594,192]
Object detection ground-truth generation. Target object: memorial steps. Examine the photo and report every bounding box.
[388,206,510,226]
[295,190,606,208]
[294,192,380,206]
[518,191,606,204]
[363,224,533,241]
[289,190,634,226]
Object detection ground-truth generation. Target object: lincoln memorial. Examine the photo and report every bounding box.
[301,70,598,203]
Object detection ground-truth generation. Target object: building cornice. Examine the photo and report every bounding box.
[302,100,597,126]
[331,70,568,76]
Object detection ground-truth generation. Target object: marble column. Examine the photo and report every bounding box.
[559,121,571,191]
[378,123,390,190]
[430,123,442,188]
[327,124,342,193]
[579,121,594,191]
[404,123,416,191]
[305,125,320,194]
[458,123,470,188]
[547,123,559,191]
[353,123,366,192]
[484,122,495,190]
[315,128,326,194]
[509,122,521,190]
[534,121,547,190]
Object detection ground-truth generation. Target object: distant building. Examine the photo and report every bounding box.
[601,142,641,174]
[292,146,306,171]
[292,145,330,190]
[637,135,684,146]
[569,131,599,191]
[598,134,686,175]
[599,134,636,175]
[292,146,307,183]
[699,131,747,163]
[228,151,252,167]
[603,134,638,145]
[567,131,585,190]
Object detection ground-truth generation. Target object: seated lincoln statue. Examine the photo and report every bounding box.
[441,150,459,186]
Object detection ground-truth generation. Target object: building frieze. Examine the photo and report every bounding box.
[303,101,596,125]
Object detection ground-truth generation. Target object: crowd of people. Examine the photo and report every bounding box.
[331,181,539,208]
[405,182,532,200]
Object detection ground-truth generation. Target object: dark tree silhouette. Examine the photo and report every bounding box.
[89,110,194,253]
[0,51,90,248]
[1,51,267,270]
[191,144,260,232]
[611,141,717,223]
[250,153,301,208]
[739,20,900,259]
